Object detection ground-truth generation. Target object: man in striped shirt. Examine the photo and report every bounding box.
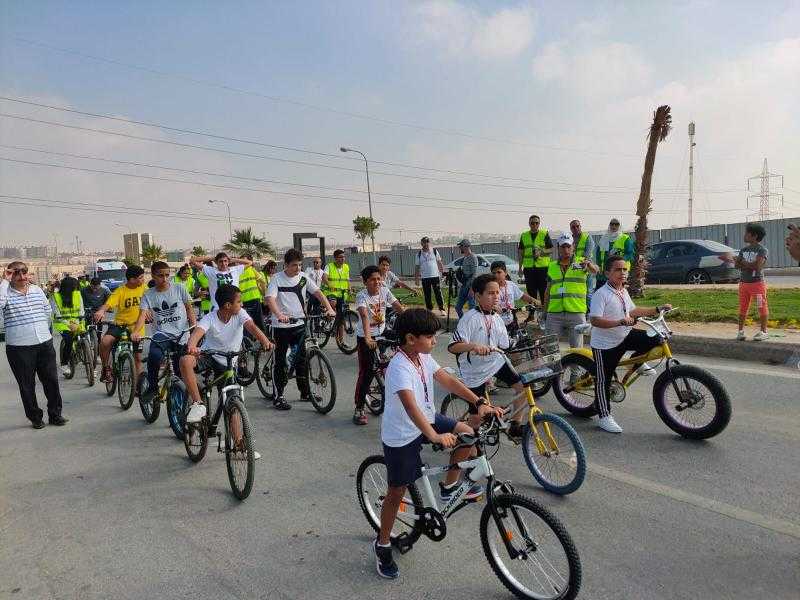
[1,261,68,429]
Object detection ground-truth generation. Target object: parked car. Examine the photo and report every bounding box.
[445,253,522,283]
[645,240,739,284]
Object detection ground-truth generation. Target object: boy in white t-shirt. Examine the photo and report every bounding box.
[180,284,273,426]
[353,265,404,426]
[490,260,538,334]
[374,308,503,579]
[189,252,253,311]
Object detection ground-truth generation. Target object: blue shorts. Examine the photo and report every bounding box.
[383,413,459,488]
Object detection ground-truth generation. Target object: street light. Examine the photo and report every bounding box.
[340,146,375,263]
[209,199,233,240]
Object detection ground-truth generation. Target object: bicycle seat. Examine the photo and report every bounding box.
[520,367,557,385]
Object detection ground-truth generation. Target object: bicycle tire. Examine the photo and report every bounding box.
[236,336,258,387]
[166,380,187,440]
[553,353,598,418]
[521,413,586,496]
[652,364,732,439]
[81,338,95,386]
[137,372,161,424]
[117,353,136,410]
[365,372,385,416]
[315,317,332,349]
[105,366,117,396]
[480,493,581,600]
[531,377,553,398]
[255,347,275,400]
[307,348,336,414]
[225,396,255,500]
[356,455,424,546]
[335,310,359,355]
[184,393,209,463]
[439,393,471,422]
[59,338,76,380]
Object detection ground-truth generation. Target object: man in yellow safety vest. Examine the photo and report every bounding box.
[517,214,553,306]
[238,253,267,333]
[323,249,351,315]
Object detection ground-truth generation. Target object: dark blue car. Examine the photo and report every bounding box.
[646,240,740,284]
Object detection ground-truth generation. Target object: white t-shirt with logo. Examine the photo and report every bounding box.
[497,281,524,326]
[382,352,441,447]
[141,283,190,337]
[450,308,509,388]
[266,271,321,329]
[588,283,637,350]
[355,287,397,337]
[416,248,441,279]
[202,264,246,310]
[197,309,252,366]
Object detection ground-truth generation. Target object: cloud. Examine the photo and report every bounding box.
[415,1,535,59]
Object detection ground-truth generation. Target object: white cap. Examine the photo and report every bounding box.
[556,233,574,247]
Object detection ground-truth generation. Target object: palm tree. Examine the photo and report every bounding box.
[223,228,274,258]
[191,245,207,257]
[628,105,672,298]
[141,244,165,267]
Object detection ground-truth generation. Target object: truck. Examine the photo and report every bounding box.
[86,259,128,291]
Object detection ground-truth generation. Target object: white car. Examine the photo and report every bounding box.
[445,253,522,283]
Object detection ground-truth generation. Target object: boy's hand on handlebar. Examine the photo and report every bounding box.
[260,339,274,352]
[325,308,337,318]
[131,331,142,343]
[433,432,457,448]
[620,316,636,326]
[478,404,504,419]
[471,344,493,356]
[188,345,201,356]
[276,312,290,323]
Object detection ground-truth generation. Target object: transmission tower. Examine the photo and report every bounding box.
[747,158,783,221]
[688,122,696,226]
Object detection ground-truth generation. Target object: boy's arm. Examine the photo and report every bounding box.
[312,290,337,316]
[230,257,252,266]
[189,255,210,268]
[433,369,504,419]
[131,310,149,341]
[184,303,197,328]
[186,326,206,354]
[357,305,375,348]
[244,319,274,350]
[391,299,404,313]
[398,390,453,446]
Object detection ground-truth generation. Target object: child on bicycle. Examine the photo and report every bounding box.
[375,308,502,579]
[490,260,538,335]
[353,265,404,426]
[180,284,273,427]
[449,274,528,439]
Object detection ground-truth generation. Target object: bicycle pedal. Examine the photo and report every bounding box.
[393,533,414,555]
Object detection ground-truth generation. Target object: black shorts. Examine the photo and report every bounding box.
[104,323,142,353]
[194,354,228,378]
[383,414,458,488]
[466,363,521,413]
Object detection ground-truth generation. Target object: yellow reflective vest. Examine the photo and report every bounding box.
[324,262,350,298]
[520,229,550,269]
[546,262,588,314]
[53,291,86,333]
[574,233,590,260]
[239,266,263,303]
[195,271,211,312]
[598,234,631,271]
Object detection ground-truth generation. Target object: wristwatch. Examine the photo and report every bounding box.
[475,398,487,408]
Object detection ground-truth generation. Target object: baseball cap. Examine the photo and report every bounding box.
[556,233,574,247]
[457,239,470,247]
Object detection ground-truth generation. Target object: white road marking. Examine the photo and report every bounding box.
[588,462,800,540]
[689,360,800,380]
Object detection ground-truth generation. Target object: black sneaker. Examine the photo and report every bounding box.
[32,420,46,430]
[373,540,399,579]
[273,396,292,411]
[48,415,69,426]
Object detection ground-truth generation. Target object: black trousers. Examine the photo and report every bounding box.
[243,299,266,335]
[272,325,310,398]
[421,276,444,311]
[523,267,548,305]
[592,329,660,418]
[354,336,377,410]
[6,340,64,423]
[59,331,76,365]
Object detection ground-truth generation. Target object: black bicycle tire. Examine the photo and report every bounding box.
[365,372,385,416]
[479,493,581,600]
[137,371,161,424]
[225,396,255,500]
[530,377,553,398]
[236,336,258,387]
[652,364,732,439]
[117,352,136,410]
[316,317,332,349]
[335,310,359,355]
[59,338,76,380]
[521,413,586,496]
[255,347,275,400]
[307,348,337,414]
[81,338,95,386]
[356,455,424,546]
[553,353,598,418]
[184,393,209,463]
[166,380,187,440]
[439,393,471,422]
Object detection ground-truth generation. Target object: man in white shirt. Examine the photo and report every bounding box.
[589,256,671,433]
[414,237,445,315]
[190,252,252,311]
[265,249,336,410]
[304,257,325,316]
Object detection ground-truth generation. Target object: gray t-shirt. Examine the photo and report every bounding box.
[738,243,768,283]
[141,283,191,337]
[461,253,478,283]
[82,285,111,311]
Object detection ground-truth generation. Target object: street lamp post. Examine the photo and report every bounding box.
[340,146,375,263]
[209,199,233,241]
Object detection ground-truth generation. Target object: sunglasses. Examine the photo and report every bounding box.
[12,268,28,275]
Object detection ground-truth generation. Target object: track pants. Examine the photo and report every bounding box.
[272,325,310,398]
[592,329,660,418]
[523,267,548,306]
[354,336,377,410]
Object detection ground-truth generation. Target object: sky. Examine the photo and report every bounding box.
[1,0,799,253]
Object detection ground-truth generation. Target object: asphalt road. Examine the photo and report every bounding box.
[1,335,798,600]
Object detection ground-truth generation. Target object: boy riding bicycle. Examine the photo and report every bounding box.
[374,308,502,579]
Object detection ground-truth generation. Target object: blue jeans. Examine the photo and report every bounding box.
[147,332,181,391]
[455,281,475,317]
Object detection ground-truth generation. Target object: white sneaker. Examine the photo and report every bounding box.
[597,415,623,433]
[736,330,746,341]
[638,363,657,377]
[752,331,769,342]
[254,451,262,461]
[61,365,71,376]
[186,403,207,424]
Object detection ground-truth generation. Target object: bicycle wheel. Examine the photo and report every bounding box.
[137,372,160,424]
[531,377,553,399]
[439,393,471,422]
[225,395,255,500]
[183,394,209,463]
[653,364,732,439]
[480,493,581,600]
[166,380,187,440]
[255,347,275,400]
[236,336,258,387]
[522,413,586,496]
[356,455,424,546]
[365,372,385,416]
[59,339,76,380]
[553,354,597,418]
[81,338,95,386]
[335,310,359,355]
[316,317,332,349]
[307,348,336,414]
[117,353,136,410]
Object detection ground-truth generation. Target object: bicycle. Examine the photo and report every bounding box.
[255,315,337,413]
[236,332,262,387]
[364,332,400,417]
[502,304,555,398]
[324,294,359,354]
[55,317,95,386]
[356,416,582,600]
[136,330,190,431]
[183,350,256,500]
[101,325,138,411]
[553,308,732,439]
[441,348,586,495]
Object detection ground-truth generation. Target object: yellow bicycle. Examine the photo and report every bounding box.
[553,309,732,439]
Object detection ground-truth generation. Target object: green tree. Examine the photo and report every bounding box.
[223,227,274,258]
[141,244,165,267]
[122,258,138,268]
[191,245,207,257]
[353,216,380,253]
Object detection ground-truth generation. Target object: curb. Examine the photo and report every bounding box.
[671,334,800,367]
